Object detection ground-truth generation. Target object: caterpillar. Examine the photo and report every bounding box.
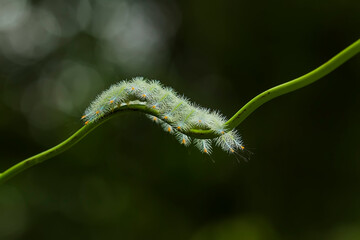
[82,77,245,155]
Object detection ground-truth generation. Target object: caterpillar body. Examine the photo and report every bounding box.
[82,77,245,155]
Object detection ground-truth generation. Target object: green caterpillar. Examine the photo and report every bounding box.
[82,77,244,155]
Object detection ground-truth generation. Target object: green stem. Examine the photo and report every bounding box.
[1,39,359,184]
[0,105,158,184]
[226,39,360,130]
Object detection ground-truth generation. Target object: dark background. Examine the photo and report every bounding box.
[0,0,359,239]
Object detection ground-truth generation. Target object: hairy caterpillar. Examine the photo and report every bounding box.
[82,77,245,155]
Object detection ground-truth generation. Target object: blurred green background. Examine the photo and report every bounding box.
[0,0,360,239]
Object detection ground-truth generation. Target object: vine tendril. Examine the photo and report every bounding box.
[1,39,359,184]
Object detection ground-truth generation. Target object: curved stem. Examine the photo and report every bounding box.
[1,39,359,184]
[0,124,97,184]
[225,39,360,129]
[0,105,157,184]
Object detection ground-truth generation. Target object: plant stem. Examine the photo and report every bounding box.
[225,39,360,130]
[1,39,359,184]
[0,105,157,184]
